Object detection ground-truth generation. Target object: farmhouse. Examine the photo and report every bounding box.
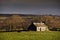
[27,22,49,31]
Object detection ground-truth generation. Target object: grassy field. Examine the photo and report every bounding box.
[0,31,60,40]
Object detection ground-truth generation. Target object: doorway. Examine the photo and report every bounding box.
[40,28,41,31]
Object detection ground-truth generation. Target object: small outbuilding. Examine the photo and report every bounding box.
[33,22,49,31]
[28,22,49,31]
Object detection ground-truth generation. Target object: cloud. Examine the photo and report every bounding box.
[1,0,60,5]
[0,0,60,15]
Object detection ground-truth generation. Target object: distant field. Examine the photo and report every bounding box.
[0,31,60,40]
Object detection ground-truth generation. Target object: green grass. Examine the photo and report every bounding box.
[0,31,60,40]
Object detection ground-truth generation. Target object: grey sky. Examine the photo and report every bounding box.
[0,0,60,15]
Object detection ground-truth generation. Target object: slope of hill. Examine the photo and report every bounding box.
[0,14,60,31]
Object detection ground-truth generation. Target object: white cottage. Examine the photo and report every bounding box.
[33,22,49,31]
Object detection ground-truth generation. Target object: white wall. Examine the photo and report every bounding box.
[37,27,47,31]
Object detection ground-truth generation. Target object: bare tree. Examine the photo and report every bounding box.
[5,15,31,31]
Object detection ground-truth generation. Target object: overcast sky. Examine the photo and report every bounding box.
[0,0,60,15]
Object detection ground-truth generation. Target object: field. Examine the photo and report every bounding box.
[0,31,60,40]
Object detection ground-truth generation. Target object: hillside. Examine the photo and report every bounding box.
[0,14,60,31]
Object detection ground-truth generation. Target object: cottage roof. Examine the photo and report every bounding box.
[33,22,48,27]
